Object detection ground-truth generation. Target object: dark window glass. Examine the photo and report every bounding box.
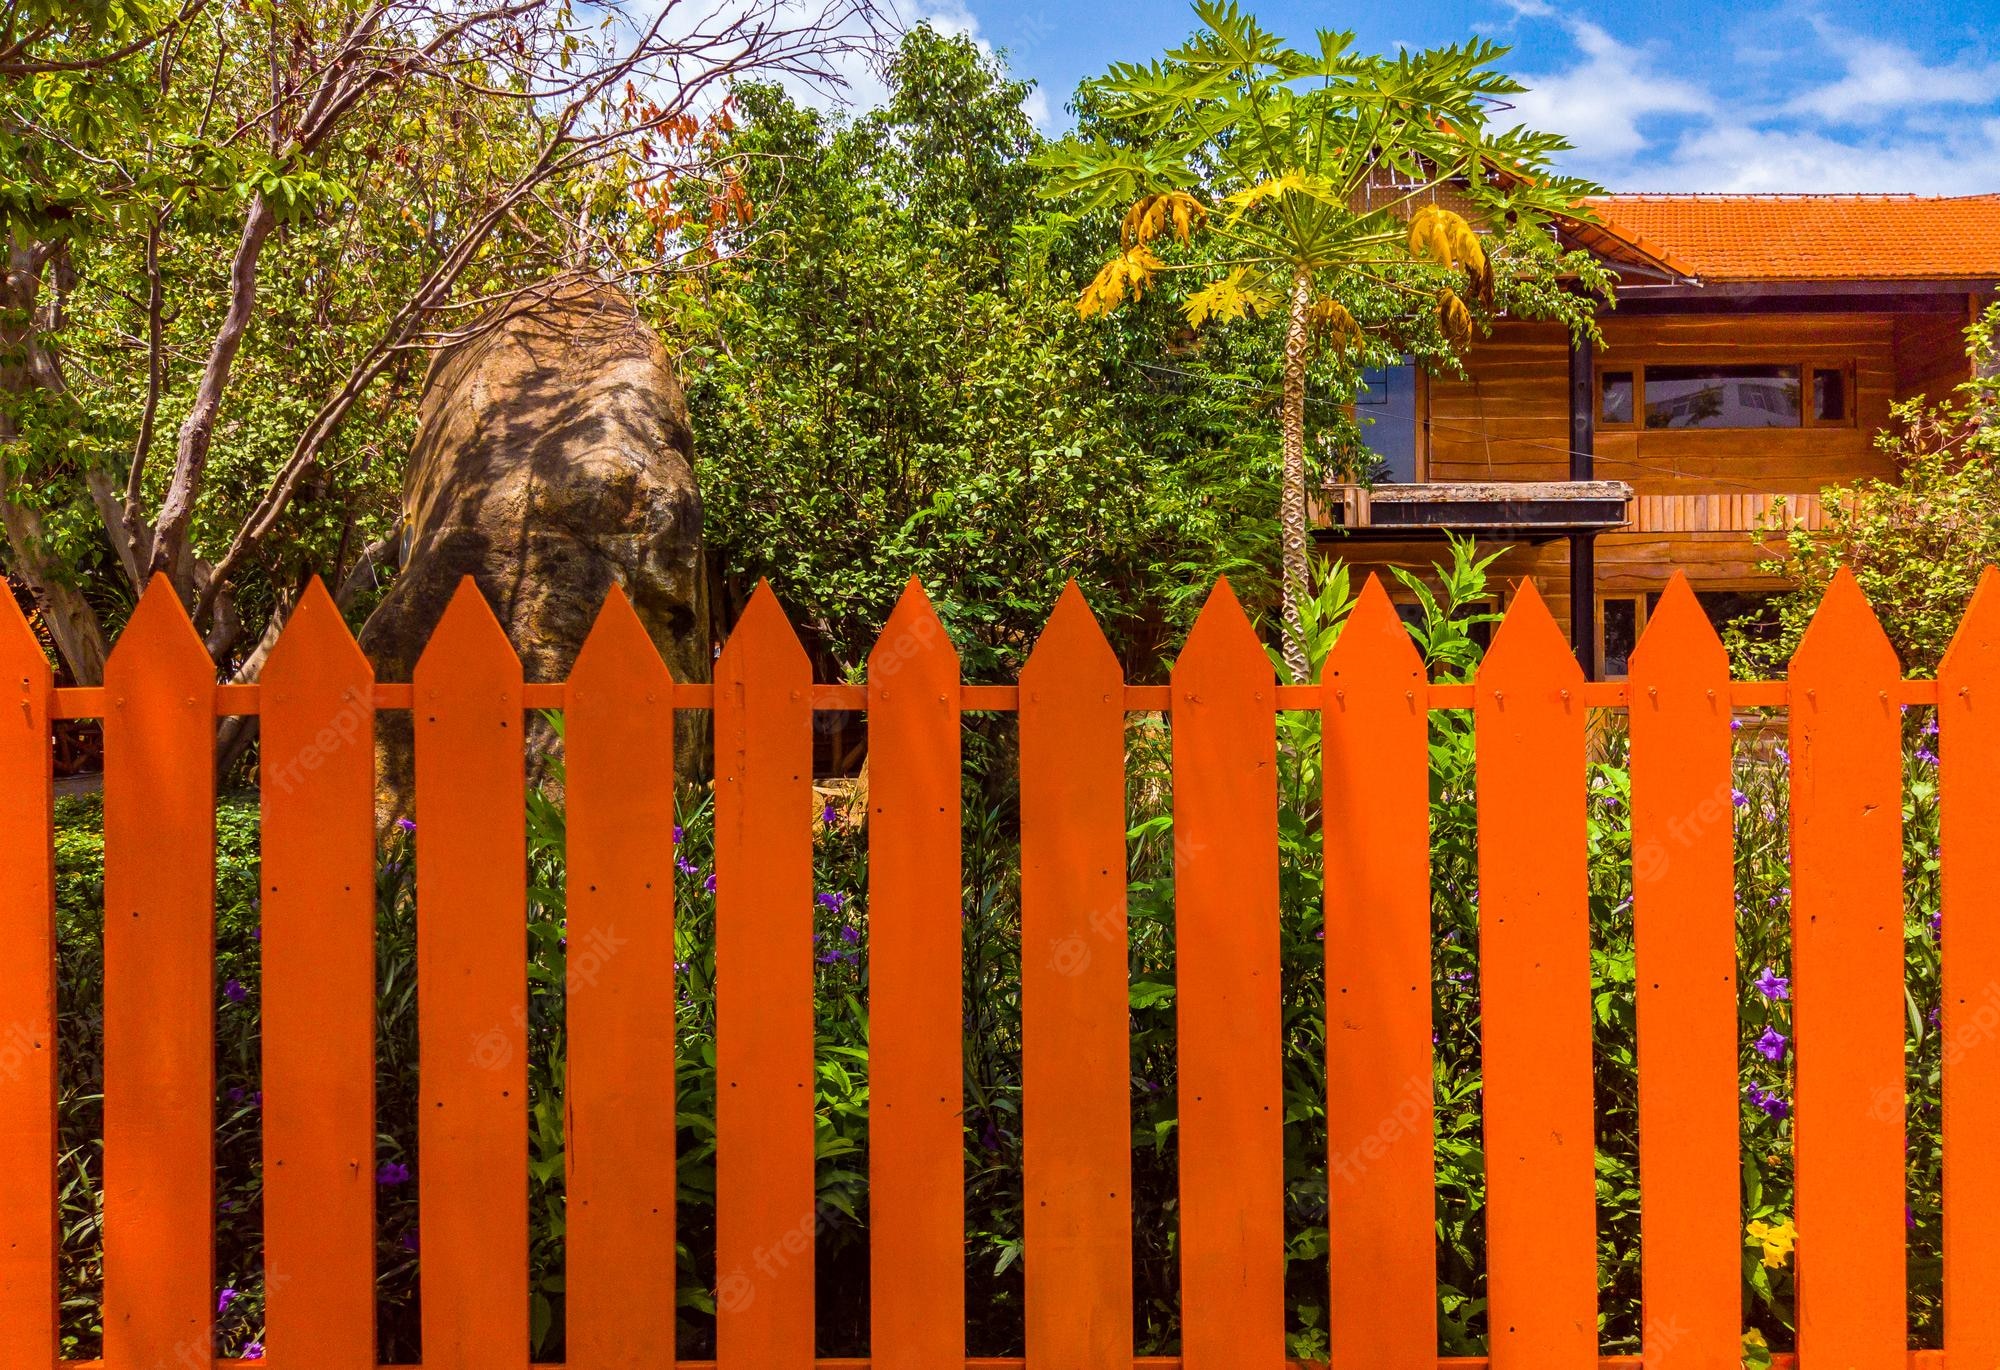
[1358,359,1419,482]
[1696,591,1782,651]
[1644,365,1801,429]
[1599,371,1635,425]
[1813,368,1848,422]
[1601,598,1640,677]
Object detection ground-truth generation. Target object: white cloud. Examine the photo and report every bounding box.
[1504,2,2000,192]
[1508,19,1711,161]
[1785,33,2000,122]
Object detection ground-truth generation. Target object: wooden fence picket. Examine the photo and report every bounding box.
[1627,573,1739,1370]
[1474,580,1597,1370]
[102,574,216,1368]
[1171,579,1284,1370]
[0,589,55,1370]
[1788,568,1905,1369]
[414,579,528,1370]
[713,581,816,1370]
[260,577,377,1368]
[565,587,678,1370]
[1018,583,1132,1370]
[1321,576,1435,1370]
[866,579,965,1370]
[1940,567,2000,1369]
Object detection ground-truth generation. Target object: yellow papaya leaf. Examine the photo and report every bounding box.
[1077,243,1166,318]
[1182,267,1273,327]
[1308,296,1362,352]
[1121,191,1208,249]
[1436,287,1472,350]
[1223,169,1309,224]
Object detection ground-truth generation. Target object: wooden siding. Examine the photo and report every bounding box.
[1364,306,1975,643]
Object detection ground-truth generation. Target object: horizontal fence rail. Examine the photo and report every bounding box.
[2,564,1997,1370]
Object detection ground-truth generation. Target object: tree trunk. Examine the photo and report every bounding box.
[0,242,111,683]
[1278,265,1313,682]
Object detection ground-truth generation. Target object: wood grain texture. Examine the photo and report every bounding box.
[1626,574,1739,1370]
[1787,567,1905,1368]
[867,580,966,1370]
[261,578,378,1368]
[1171,581,1284,1370]
[415,579,529,1370]
[102,575,216,1368]
[0,588,55,1370]
[1321,577,1435,1370]
[713,581,816,1370]
[1018,583,1132,1370]
[1936,567,2000,1370]
[565,587,678,1370]
[1474,581,1596,1370]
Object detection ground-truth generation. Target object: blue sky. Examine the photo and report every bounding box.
[877,0,2000,193]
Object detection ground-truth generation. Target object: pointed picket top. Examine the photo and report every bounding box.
[1325,574,1425,694]
[1939,566,2000,690]
[1173,578,1272,698]
[106,573,211,691]
[413,576,519,688]
[718,578,810,679]
[1476,578,1583,703]
[571,584,673,700]
[1022,580,1121,691]
[0,582,50,692]
[264,577,371,690]
[1789,566,1899,690]
[870,576,959,686]
[1629,571,1728,694]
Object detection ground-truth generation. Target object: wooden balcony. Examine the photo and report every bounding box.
[1311,480,1634,542]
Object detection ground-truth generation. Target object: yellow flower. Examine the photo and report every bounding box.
[1746,1217,1797,1269]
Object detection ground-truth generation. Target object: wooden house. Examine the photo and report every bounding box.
[1321,193,2000,676]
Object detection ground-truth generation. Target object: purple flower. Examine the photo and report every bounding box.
[816,950,839,965]
[1916,746,1939,766]
[1924,716,1940,737]
[1731,789,1749,809]
[1753,967,1789,1001]
[223,979,248,1004]
[396,817,416,834]
[816,891,846,912]
[1730,718,1743,732]
[839,925,860,945]
[242,1343,264,1360]
[672,824,684,843]
[821,801,838,825]
[676,854,699,876]
[251,927,261,942]
[703,873,717,895]
[1745,1082,1791,1119]
[217,1288,238,1314]
[400,1230,420,1253]
[376,1161,409,1186]
[1755,1027,1787,1062]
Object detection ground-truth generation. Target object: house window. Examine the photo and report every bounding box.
[1599,371,1635,425]
[1644,365,1801,429]
[1597,362,1857,432]
[1357,359,1420,483]
[1597,595,1646,678]
[1811,366,1851,424]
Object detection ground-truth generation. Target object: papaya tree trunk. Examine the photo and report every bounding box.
[1278,265,1312,682]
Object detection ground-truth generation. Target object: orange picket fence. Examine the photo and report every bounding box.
[1,563,1997,1370]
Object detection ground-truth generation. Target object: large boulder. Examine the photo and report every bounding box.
[360,280,709,820]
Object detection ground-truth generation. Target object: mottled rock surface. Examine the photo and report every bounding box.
[360,280,709,819]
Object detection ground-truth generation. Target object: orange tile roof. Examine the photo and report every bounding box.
[1577,193,2000,283]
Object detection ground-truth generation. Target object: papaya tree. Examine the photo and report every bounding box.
[1035,0,1604,679]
